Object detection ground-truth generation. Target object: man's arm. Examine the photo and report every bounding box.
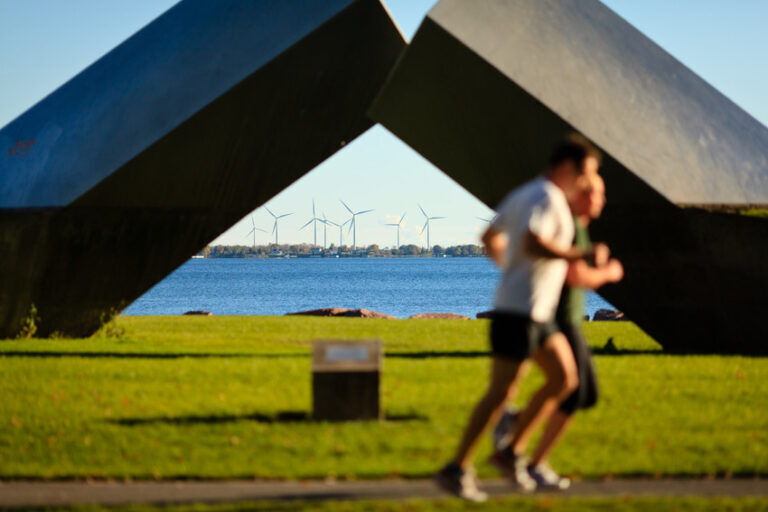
[566,258,624,289]
[522,230,596,263]
[481,225,507,267]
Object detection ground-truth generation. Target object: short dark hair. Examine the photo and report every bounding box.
[548,133,602,171]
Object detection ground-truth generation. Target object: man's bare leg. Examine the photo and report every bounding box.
[506,360,531,401]
[452,357,524,469]
[529,410,573,466]
[507,333,578,456]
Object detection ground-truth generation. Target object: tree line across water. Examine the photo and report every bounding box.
[198,243,486,258]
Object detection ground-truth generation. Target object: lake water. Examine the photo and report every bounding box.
[124,258,615,319]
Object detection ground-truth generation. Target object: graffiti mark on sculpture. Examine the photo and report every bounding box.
[8,138,36,158]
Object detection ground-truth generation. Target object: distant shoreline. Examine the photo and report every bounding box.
[196,254,487,259]
[197,243,486,259]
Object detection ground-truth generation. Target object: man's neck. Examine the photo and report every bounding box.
[543,169,567,193]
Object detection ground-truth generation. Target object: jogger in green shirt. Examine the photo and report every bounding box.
[494,174,624,489]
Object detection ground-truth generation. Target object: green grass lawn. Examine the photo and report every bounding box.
[0,316,766,480]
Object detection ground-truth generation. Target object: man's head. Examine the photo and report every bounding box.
[571,173,606,221]
[545,133,602,202]
[587,174,606,219]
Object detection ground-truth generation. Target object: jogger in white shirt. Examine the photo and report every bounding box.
[435,134,602,501]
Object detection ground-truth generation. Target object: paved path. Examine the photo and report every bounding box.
[1,478,767,508]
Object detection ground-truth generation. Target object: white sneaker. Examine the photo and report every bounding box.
[488,450,537,492]
[435,464,488,502]
[527,462,571,490]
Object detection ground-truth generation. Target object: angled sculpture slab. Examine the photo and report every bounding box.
[0,0,405,336]
[370,0,768,353]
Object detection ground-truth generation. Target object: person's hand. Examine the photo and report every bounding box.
[593,243,610,267]
[604,259,624,282]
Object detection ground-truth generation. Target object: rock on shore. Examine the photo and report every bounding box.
[592,309,628,321]
[286,308,394,319]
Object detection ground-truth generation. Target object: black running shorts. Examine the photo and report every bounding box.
[489,311,559,360]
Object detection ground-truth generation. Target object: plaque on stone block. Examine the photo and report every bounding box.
[312,339,381,421]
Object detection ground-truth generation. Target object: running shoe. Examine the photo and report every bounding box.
[492,406,520,451]
[434,463,488,502]
[527,462,571,490]
[488,450,537,492]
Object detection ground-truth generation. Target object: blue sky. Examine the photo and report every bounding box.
[1,1,767,248]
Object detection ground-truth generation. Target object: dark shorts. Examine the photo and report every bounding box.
[489,311,559,360]
[558,323,599,414]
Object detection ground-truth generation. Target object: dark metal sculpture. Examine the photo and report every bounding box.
[4,0,767,353]
[0,0,405,336]
[370,0,768,353]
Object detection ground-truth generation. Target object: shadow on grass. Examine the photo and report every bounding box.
[388,347,670,358]
[109,410,428,426]
[590,347,663,356]
[387,350,489,359]
[0,350,493,360]
[0,351,306,359]
[0,348,669,359]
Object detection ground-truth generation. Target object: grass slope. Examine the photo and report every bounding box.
[0,317,766,480]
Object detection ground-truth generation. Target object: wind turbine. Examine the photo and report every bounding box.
[385,212,407,249]
[340,200,373,252]
[265,207,293,245]
[299,199,321,246]
[324,217,347,249]
[419,204,445,250]
[320,213,333,249]
[245,215,266,247]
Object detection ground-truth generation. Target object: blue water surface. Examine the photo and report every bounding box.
[124,258,614,319]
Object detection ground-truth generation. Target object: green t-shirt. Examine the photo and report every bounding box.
[555,219,591,327]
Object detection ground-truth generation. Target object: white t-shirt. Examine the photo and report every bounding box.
[491,177,574,322]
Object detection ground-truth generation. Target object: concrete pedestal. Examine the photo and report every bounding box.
[312,340,381,421]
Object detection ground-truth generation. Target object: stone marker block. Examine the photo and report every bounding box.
[0,0,405,337]
[369,0,768,353]
[312,340,381,421]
